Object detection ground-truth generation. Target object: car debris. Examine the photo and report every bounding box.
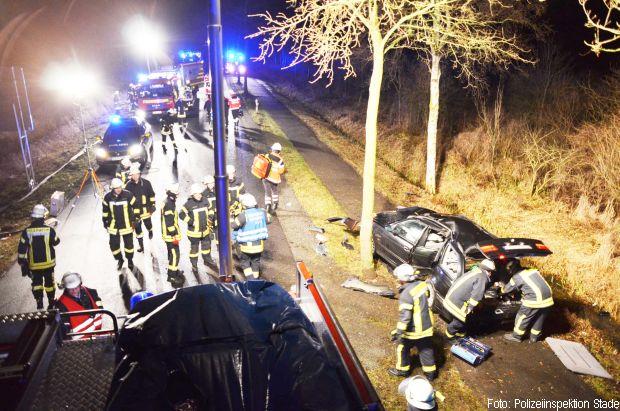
[546,338,613,379]
[326,216,360,233]
[315,233,328,256]
[308,225,325,234]
[341,277,395,298]
[341,234,354,250]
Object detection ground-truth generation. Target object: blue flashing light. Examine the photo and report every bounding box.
[179,51,187,59]
[237,53,245,62]
[109,114,122,124]
[227,51,235,61]
[137,73,148,82]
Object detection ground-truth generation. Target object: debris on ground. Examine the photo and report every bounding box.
[545,337,613,379]
[341,277,395,298]
[326,216,360,233]
[315,233,328,256]
[341,234,354,250]
[308,225,325,234]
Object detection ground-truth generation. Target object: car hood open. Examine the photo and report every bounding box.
[470,238,553,259]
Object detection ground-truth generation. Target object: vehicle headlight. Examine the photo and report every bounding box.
[238,65,247,75]
[135,110,146,122]
[95,147,108,159]
[225,62,234,73]
[128,144,143,156]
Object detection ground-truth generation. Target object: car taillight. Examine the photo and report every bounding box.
[480,244,498,253]
[535,243,549,251]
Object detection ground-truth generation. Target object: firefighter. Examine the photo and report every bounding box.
[231,194,269,279]
[115,157,132,187]
[180,183,216,274]
[176,98,188,131]
[162,183,183,281]
[398,376,438,411]
[388,264,437,381]
[125,164,156,253]
[227,165,246,218]
[161,110,177,155]
[501,260,554,343]
[442,259,495,339]
[228,93,241,129]
[103,178,138,271]
[55,272,103,339]
[263,142,286,216]
[17,204,60,310]
[202,175,218,246]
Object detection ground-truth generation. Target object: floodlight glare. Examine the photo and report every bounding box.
[42,62,101,100]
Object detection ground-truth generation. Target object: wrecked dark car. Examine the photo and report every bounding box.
[372,207,552,324]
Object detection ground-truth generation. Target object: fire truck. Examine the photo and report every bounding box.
[136,71,178,117]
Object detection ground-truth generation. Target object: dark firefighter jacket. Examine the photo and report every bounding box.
[179,196,214,238]
[396,280,434,339]
[125,178,156,219]
[115,165,130,187]
[103,190,138,235]
[232,208,268,254]
[501,269,554,308]
[228,178,246,216]
[443,267,489,322]
[161,123,172,136]
[18,219,60,270]
[161,198,181,243]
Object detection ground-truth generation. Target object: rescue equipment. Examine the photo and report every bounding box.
[251,154,272,179]
[450,337,492,365]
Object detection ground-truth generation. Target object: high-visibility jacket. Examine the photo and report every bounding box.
[502,269,554,308]
[102,190,138,235]
[265,152,285,184]
[443,267,489,322]
[125,178,156,219]
[161,198,181,243]
[115,165,130,187]
[17,219,60,270]
[228,178,245,216]
[396,280,434,340]
[228,97,241,110]
[179,197,214,238]
[56,286,103,340]
[232,207,268,254]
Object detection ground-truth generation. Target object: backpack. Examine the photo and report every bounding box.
[251,154,272,179]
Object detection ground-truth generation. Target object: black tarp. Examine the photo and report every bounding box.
[106,281,358,411]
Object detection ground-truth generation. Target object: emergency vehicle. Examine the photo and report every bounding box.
[136,71,178,117]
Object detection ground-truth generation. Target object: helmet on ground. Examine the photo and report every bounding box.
[226,164,236,176]
[31,204,48,218]
[166,183,180,196]
[271,142,282,152]
[240,193,257,208]
[110,178,123,189]
[479,258,496,272]
[398,376,436,410]
[203,175,215,185]
[61,272,82,289]
[190,183,203,196]
[130,291,154,310]
[394,263,417,282]
[129,164,141,175]
[121,158,131,168]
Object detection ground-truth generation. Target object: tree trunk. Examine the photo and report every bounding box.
[425,52,441,194]
[359,38,384,270]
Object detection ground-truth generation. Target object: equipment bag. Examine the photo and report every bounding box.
[450,337,492,366]
[251,154,272,179]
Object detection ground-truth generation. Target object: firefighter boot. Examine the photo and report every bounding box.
[388,368,411,378]
[503,333,523,343]
[116,256,124,271]
[270,202,278,217]
[128,258,135,271]
[265,204,272,215]
[148,230,153,240]
[36,298,43,310]
[46,292,55,310]
[425,371,438,382]
[137,238,144,253]
[191,263,199,275]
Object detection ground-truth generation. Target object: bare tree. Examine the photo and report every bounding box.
[412,1,534,193]
[580,0,620,55]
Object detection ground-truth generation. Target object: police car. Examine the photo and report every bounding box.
[95,115,153,169]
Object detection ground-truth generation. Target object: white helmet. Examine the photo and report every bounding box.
[110,178,123,189]
[190,183,203,196]
[203,175,215,185]
[271,142,282,152]
[226,164,236,177]
[166,183,180,196]
[398,376,436,410]
[240,193,257,208]
[479,258,496,272]
[129,164,141,175]
[121,158,131,168]
[31,204,48,218]
[61,272,82,289]
[394,263,417,282]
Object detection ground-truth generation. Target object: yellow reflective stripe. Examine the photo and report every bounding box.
[514,314,526,335]
[399,303,413,310]
[422,365,436,372]
[164,211,175,215]
[530,328,542,335]
[468,298,479,307]
[395,344,409,371]
[444,299,467,322]
[522,298,554,308]
[396,322,407,331]
[403,328,433,339]
[413,299,422,333]
[522,271,543,302]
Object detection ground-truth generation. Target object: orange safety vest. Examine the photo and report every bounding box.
[266,152,285,184]
[58,288,102,340]
[229,97,241,110]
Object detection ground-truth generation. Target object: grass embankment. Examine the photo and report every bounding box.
[265,86,619,401]
[249,107,482,411]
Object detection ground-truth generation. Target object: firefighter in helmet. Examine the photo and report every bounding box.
[162,183,183,282]
[55,272,103,339]
[103,178,139,271]
[231,193,269,279]
[17,204,60,309]
[124,164,155,253]
[388,264,437,381]
[263,142,285,216]
[226,165,245,218]
[180,183,216,274]
[115,157,132,187]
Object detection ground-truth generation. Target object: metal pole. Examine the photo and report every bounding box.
[208,0,233,280]
[20,68,35,131]
[79,102,92,168]
[11,67,27,134]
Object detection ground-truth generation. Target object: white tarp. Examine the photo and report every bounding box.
[546,337,613,379]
